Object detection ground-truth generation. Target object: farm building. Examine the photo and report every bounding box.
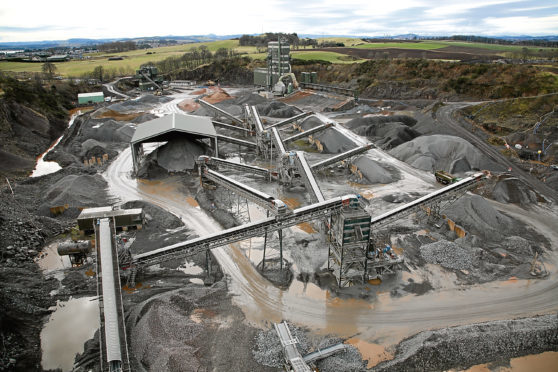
[78,92,104,105]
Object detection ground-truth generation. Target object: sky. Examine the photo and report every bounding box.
[1,0,557,42]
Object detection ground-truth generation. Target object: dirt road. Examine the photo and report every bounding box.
[105,136,558,346]
[436,103,558,203]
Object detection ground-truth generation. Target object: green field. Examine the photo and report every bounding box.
[291,51,365,64]
[354,41,448,50]
[0,40,259,77]
[315,37,365,47]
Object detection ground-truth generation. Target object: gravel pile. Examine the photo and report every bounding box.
[127,283,228,372]
[492,177,538,206]
[252,325,310,367]
[420,240,472,270]
[502,236,533,256]
[390,134,501,173]
[79,118,135,143]
[345,115,419,149]
[352,156,400,184]
[316,340,365,372]
[256,101,302,118]
[443,194,514,239]
[373,314,558,372]
[108,95,172,113]
[155,137,209,172]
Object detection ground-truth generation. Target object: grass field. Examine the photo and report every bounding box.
[0,39,259,77]
[291,51,365,63]
[315,37,365,47]
[354,41,448,50]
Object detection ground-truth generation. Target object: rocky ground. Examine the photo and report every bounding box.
[1,83,557,372]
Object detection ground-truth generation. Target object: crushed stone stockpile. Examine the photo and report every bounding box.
[107,95,172,113]
[127,284,226,372]
[255,100,302,118]
[38,174,108,217]
[79,118,135,143]
[155,137,209,172]
[443,194,514,239]
[373,315,558,372]
[492,177,538,206]
[252,326,365,372]
[80,138,118,161]
[299,116,358,154]
[389,134,500,173]
[420,240,472,270]
[345,115,419,149]
[352,155,400,184]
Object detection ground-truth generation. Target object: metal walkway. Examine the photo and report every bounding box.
[310,144,373,171]
[294,151,325,203]
[274,322,313,372]
[95,218,130,372]
[197,99,244,125]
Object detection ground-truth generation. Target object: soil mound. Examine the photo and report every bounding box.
[492,177,538,206]
[155,137,209,172]
[202,87,233,104]
[352,156,400,184]
[390,134,499,173]
[39,174,108,217]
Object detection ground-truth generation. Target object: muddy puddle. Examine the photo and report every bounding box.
[41,296,99,371]
[35,241,72,272]
[346,338,394,368]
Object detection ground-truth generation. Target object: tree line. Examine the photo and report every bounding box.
[97,41,137,53]
[145,46,238,75]
[238,33,318,50]
[426,35,558,48]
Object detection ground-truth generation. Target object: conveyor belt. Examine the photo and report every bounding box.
[303,343,348,363]
[265,111,314,129]
[96,218,130,372]
[215,134,257,148]
[212,120,253,134]
[197,156,271,177]
[131,194,358,267]
[250,106,265,134]
[274,322,313,372]
[370,173,485,229]
[271,127,287,156]
[204,168,283,213]
[310,144,372,170]
[283,123,333,144]
[197,99,244,125]
[294,151,325,203]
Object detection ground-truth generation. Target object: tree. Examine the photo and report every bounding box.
[42,62,57,80]
[92,65,104,82]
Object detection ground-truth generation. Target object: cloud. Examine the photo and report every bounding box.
[0,0,557,42]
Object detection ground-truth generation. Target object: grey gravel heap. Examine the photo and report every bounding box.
[420,240,472,270]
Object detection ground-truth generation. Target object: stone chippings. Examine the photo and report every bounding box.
[420,240,472,270]
[252,327,365,372]
[373,314,558,372]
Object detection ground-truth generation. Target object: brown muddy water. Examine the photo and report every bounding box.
[41,296,99,371]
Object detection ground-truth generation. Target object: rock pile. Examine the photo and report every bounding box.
[420,240,472,270]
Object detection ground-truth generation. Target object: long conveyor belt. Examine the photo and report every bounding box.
[370,173,485,229]
[197,156,271,177]
[215,134,257,148]
[265,111,314,129]
[283,123,333,144]
[310,144,373,170]
[197,99,244,125]
[271,127,287,156]
[294,151,325,203]
[130,194,357,267]
[212,120,253,134]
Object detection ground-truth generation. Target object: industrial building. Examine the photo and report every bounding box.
[77,206,144,233]
[135,66,164,91]
[78,92,105,105]
[254,40,296,94]
[129,113,218,174]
